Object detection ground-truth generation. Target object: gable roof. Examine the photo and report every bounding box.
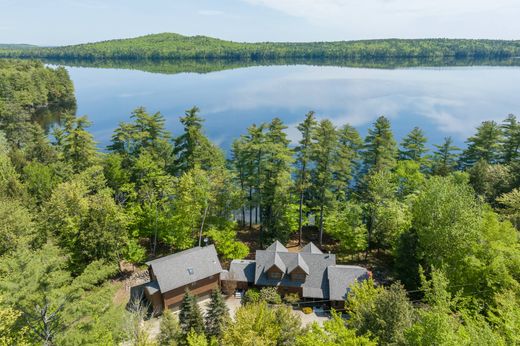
[287,254,310,275]
[301,242,323,254]
[265,252,286,272]
[254,242,336,299]
[265,240,288,252]
[327,265,369,301]
[146,245,222,293]
[224,259,256,283]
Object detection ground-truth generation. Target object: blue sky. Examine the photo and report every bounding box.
[1,0,519,45]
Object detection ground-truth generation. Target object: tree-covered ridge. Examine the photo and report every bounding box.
[1,32,520,60]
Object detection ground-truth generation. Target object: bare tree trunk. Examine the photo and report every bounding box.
[198,204,209,247]
[298,165,306,247]
[249,188,253,229]
[319,204,324,246]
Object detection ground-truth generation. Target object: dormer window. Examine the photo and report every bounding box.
[291,273,306,282]
[268,271,283,280]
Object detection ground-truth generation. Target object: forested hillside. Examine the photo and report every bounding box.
[1,33,520,60]
[0,59,519,345]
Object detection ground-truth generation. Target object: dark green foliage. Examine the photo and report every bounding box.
[205,289,230,340]
[431,136,460,176]
[399,126,428,162]
[173,106,224,175]
[461,120,502,167]
[179,290,205,341]
[500,114,520,163]
[2,34,520,61]
[311,119,338,245]
[363,116,397,172]
[295,111,317,245]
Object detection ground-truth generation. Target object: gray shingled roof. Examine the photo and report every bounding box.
[327,265,369,301]
[301,242,323,254]
[146,245,222,293]
[225,259,256,282]
[254,247,336,299]
[265,240,289,252]
[265,252,286,272]
[287,254,310,275]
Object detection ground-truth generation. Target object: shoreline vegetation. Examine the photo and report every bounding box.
[1,33,519,62]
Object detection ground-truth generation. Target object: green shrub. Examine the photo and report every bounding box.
[241,288,260,305]
[284,293,300,305]
[259,287,282,305]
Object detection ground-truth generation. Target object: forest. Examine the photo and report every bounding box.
[1,33,520,61]
[0,58,519,345]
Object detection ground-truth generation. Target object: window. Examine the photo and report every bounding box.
[291,273,306,281]
[268,271,282,280]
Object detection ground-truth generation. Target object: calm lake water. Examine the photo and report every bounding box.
[61,64,520,151]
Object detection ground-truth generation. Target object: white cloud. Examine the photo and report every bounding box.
[242,0,520,39]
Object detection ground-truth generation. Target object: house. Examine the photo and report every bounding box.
[221,241,370,309]
[143,245,222,313]
[142,241,369,313]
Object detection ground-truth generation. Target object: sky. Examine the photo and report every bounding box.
[1,0,519,45]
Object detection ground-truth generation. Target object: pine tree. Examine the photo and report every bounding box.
[461,120,502,167]
[295,111,317,245]
[179,290,205,341]
[399,127,428,162]
[59,114,98,172]
[311,119,338,246]
[333,123,362,200]
[231,138,249,228]
[432,137,460,176]
[500,114,520,163]
[205,289,230,340]
[363,116,397,172]
[173,106,224,175]
[260,118,294,243]
[158,309,181,346]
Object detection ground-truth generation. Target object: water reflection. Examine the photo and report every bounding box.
[59,62,520,151]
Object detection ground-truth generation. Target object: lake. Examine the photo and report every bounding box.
[60,62,520,151]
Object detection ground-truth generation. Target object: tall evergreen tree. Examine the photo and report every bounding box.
[461,120,502,167]
[431,137,460,176]
[230,138,249,228]
[363,116,397,172]
[108,107,172,164]
[294,111,317,245]
[244,124,266,226]
[172,106,224,175]
[333,123,362,200]
[179,290,205,341]
[260,118,294,243]
[57,114,98,172]
[500,114,520,163]
[205,289,230,340]
[311,119,338,246]
[399,127,428,162]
